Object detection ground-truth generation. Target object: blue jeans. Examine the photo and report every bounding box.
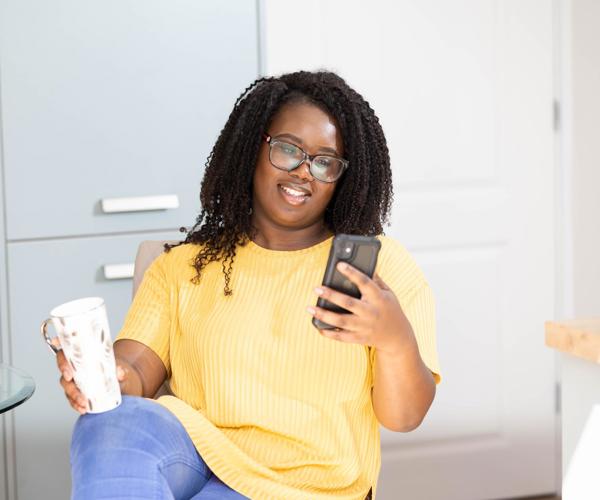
[70,395,248,499]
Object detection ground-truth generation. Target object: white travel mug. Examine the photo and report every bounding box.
[41,297,121,413]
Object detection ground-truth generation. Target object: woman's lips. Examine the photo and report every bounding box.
[278,184,311,206]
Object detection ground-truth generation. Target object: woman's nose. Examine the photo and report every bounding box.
[290,159,314,182]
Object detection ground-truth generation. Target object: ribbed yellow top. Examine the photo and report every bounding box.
[116,235,441,499]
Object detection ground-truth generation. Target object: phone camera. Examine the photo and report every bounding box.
[336,241,354,259]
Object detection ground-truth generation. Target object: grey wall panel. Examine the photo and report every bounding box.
[8,230,181,500]
[0,417,5,500]
[0,0,258,240]
[0,32,11,498]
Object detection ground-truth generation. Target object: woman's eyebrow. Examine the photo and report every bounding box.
[275,132,303,143]
[274,132,340,156]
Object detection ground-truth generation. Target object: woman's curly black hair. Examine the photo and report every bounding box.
[166,70,393,295]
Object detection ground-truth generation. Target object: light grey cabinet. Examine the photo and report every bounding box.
[8,231,180,499]
[0,1,260,499]
[0,0,258,240]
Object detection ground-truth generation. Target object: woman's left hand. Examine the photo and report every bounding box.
[307,262,415,356]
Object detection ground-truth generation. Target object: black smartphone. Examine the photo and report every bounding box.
[312,234,381,330]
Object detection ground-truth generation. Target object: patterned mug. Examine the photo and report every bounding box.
[41,297,121,413]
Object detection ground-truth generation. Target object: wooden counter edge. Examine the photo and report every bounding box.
[545,319,600,364]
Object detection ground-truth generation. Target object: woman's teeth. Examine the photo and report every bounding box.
[281,186,307,197]
[279,184,309,204]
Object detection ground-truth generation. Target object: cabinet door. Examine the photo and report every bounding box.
[0,0,258,240]
[0,367,5,500]
[8,231,181,500]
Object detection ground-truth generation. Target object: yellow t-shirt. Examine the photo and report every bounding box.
[116,235,441,500]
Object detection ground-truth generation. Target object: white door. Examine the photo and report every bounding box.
[262,1,557,499]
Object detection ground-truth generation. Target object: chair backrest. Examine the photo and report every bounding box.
[132,240,178,398]
[132,240,175,298]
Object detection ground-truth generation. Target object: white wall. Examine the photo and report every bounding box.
[570,0,600,317]
[262,2,558,498]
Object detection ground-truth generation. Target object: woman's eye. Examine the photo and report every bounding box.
[314,157,332,168]
[281,144,299,155]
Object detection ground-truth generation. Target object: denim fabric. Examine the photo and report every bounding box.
[70,395,248,500]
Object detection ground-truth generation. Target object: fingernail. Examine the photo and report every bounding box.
[337,262,348,271]
[314,287,324,296]
[117,366,124,378]
[306,306,316,315]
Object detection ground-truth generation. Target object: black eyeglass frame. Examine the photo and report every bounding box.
[262,133,349,183]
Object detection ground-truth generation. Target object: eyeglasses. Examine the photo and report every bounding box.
[263,134,348,183]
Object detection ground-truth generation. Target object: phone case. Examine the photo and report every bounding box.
[312,234,381,330]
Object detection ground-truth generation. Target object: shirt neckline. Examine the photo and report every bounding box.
[245,235,334,257]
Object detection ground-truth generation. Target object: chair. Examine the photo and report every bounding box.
[132,240,176,397]
[131,241,373,500]
[132,240,173,297]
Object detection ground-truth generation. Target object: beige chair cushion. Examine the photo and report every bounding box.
[131,240,179,398]
[132,240,178,298]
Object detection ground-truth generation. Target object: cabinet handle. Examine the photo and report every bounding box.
[103,263,135,280]
[101,194,179,213]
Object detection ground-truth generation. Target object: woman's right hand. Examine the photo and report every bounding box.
[57,339,166,412]
[56,349,88,415]
[56,348,132,414]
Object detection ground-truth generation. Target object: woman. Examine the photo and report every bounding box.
[57,71,441,499]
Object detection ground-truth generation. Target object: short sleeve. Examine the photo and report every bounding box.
[369,237,442,385]
[115,253,171,376]
[402,283,441,383]
[369,283,441,386]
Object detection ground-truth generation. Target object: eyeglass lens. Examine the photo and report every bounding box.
[269,141,345,183]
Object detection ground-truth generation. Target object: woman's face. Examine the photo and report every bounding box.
[252,101,344,231]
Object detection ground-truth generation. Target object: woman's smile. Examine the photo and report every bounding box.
[277,181,312,206]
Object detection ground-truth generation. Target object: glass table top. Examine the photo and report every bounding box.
[0,364,35,413]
